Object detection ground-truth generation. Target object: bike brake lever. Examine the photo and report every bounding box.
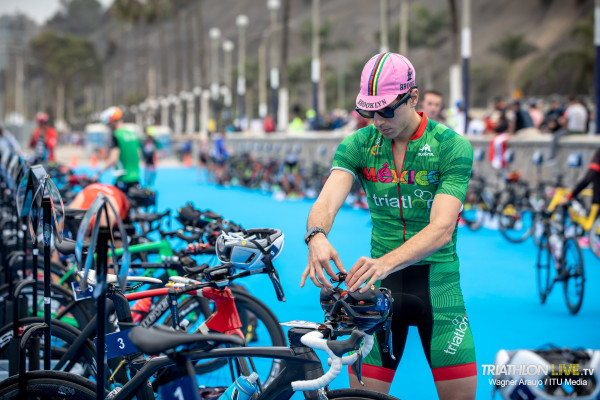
[350,348,364,386]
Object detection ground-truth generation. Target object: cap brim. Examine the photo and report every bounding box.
[355,93,399,110]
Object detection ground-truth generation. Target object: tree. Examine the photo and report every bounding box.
[547,12,593,94]
[490,32,537,96]
[110,0,173,101]
[47,0,103,35]
[405,4,449,90]
[30,30,101,122]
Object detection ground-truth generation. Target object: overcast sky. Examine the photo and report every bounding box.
[0,0,113,25]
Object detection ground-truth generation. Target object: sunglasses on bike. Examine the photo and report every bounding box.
[355,87,417,119]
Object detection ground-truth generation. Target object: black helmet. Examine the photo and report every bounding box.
[320,285,392,334]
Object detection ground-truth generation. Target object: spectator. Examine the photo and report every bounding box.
[527,98,544,128]
[486,96,508,134]
[141,130,158,187]
[446,100,466,135]
[542,97,564,133]
[561,95,588,133]
[210,132,230,184]
[30,112,58,163]
[263,114,276,133]
[419,90,444,122]
[508,100,533,133]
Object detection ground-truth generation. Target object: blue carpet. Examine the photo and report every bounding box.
[114,167,600,399]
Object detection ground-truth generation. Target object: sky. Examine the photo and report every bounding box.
[0,0,113,25]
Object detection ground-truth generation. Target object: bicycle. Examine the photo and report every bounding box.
[535,205,585,314]
[0,285,401,400]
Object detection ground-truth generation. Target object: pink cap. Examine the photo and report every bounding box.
[356,53,416,110]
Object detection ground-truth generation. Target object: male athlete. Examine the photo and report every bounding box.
[301,53,476,400]
[95,106,141,193]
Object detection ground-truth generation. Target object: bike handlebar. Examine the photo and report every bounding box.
[159,228,203,243]
[291,330,373,391]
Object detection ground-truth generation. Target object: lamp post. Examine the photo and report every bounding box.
[267,0,280,129]
[311,0,320,118]
[193,86,202,133]
[222,39,234,125]
[159,96,169,127]
[258,31,268,119]
[379,0,389,53]
[236,14,248,127]
[462,0,471,135]
[209,27,221,130]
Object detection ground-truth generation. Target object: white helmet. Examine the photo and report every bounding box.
[493,347,600,399]
[215,228,284,271]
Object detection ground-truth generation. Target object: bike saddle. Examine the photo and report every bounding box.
[77,270,163,285]
[128,325,244,355]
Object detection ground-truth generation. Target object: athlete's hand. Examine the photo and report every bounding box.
[300,235,346,288]
[346,256,393,293]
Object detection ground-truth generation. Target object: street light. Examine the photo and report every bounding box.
[222,39,234,123]
[209,27,221,129]
[267,0,280,129]
[311,0,320,119]
[236,14,249,125]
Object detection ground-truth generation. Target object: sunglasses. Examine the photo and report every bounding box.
[355,87,417,119]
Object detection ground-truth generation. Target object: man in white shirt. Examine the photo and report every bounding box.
[562,95,588,133]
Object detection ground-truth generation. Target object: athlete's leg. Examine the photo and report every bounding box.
[349,374,391,393]
[426,261,477,400]
[435,376,476,400]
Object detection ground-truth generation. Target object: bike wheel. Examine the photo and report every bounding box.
[0,370,97,399]
[326,388,402,399]
[0,282,92,330]
[0,317,97,378]
[461,201,487,231]
[499,203,535,243]
[536,235,552,304]
[164,286,285,387]
[562,238,585,314]
[532,213,544,246]
[589,217,600,259]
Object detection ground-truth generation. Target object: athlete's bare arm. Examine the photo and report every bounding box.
[300,169,354,288]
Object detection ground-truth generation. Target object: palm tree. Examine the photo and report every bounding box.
[407,4,449,90]
[547,12,593,94]
[490,32,537,96]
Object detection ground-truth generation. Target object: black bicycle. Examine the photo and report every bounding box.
[535,205,585,314]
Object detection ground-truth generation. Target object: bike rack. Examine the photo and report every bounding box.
[75,194,130,400]
[14,165,64,395]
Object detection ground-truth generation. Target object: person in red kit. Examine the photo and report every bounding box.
[69,183,131,229]
[30,112,58,163]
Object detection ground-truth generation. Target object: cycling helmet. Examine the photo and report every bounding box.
[493,346,600,399]
[35,112,49,124]
[100,106,123,125]
[320,285,392,334]
[215,228,284,271]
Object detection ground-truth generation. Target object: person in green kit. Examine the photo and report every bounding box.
[95,106,141,193]
[300,53,476,400]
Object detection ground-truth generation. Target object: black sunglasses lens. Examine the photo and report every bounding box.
[378,108,395,118]
[356,109,374,119]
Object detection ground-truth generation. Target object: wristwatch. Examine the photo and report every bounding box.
[304,226,327,245]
